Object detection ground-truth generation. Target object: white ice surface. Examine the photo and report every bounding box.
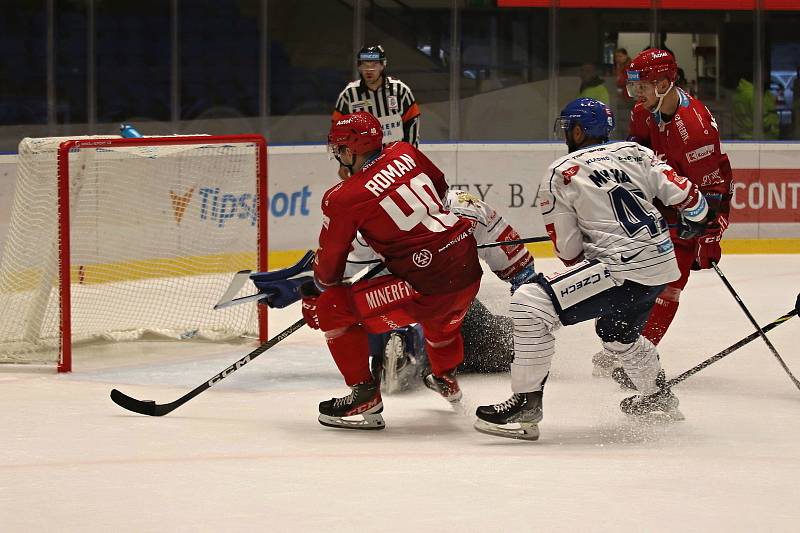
[2,255,799,532]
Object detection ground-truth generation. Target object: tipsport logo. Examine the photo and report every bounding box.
[169,185,313,227]
[198,188,260,227]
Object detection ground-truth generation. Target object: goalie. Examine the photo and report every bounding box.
[250,191,534,395]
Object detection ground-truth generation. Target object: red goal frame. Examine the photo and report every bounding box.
[55,135,269,372]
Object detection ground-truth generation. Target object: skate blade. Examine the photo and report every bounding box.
[423,378,463,406]
[625,408,685,423]
[446,390,463,404]
[382,335,404,395]
[449,398,468,415]
[318,413,386,430]
[473,419,540,441]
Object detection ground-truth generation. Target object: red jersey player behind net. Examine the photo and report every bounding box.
[593,49,734,386]
[300,112,483,430]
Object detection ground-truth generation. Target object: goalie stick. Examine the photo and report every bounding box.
[667,300,798,389]
[111,259,387,416]
[213,237,551,309]
[213,250,316,310]
[711,264,800,392]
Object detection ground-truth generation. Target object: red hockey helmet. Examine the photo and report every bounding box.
[328,112,383,157]
[626,48,678,85]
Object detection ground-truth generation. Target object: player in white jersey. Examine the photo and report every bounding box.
[345,189,535,393]
[474,98,710,441]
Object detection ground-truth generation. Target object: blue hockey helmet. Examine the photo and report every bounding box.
[554,97,615,139]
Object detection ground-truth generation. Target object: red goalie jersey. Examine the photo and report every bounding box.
[315,141,482,295]
[628,88,733,231]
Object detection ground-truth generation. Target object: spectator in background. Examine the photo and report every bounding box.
[732,77,779,140]
[613,48,634,136]
[676,68,689,93]
[614,48,632,101]
[578,63,610,105]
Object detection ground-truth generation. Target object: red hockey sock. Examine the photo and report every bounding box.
[642,292,680,346]
[425,333,464,376]
[326,325,373,386]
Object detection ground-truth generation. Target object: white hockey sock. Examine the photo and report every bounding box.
[605,337,662,395]
[509,284,560,393]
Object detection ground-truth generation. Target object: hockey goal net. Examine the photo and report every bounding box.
[0,135,268,372]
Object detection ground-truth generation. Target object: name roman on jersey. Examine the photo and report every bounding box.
[364,279,414,310]
[364,153,417,197]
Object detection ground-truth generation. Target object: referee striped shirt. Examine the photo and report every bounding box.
[332,76,421,146]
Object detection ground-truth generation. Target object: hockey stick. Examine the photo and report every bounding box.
[711,263,800,391]
[111,261,386,416]
[667,304,798,388]
[214,238,550,310]
[110,318,306,416]
[477,236,550,249]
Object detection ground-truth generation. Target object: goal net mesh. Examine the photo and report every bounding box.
[0,135,266,366]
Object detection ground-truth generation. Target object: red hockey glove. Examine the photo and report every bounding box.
[693,213,729,270]
[299,280,322,330]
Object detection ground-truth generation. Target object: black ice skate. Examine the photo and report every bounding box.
[381,330,425,394]
[611,367,637,390]
[423,370,462,403]
[474,392,543,441]
[620,372,684,421]
[318,380,385,430]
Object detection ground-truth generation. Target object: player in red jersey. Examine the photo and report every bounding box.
[593,49,734,385]
[301,112,483,430]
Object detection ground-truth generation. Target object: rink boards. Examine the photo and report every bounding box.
[1,142,798,271]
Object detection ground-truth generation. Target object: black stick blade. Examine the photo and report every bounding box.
[110,389,160,416]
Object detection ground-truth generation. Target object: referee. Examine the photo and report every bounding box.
[332,45,420,153]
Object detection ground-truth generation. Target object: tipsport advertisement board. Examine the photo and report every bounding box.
[1,143,799,259]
